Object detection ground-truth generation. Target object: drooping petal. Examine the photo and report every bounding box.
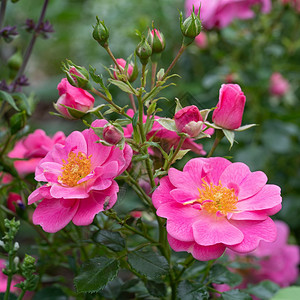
[191,243,226,261]
[152,176,175,208]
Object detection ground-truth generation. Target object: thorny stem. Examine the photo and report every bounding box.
[0,0,7,30]
[151,61,157,89]
[207,130,224,158]
[162,44,186,81]
[12,0,50,91]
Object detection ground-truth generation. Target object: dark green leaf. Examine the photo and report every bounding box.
[99,278,123,299]
[74,257,119,293]
[32,287,68,300]
[10,111,27,135]
[127,249,169,280]
[0,90,20,111]
[247,280,280,300]
[177,281,209,300]
[12,92,32,116]
[221,290,252,300]
[92,230,125,252]
[209,264,242,287]
[145,280,167,297]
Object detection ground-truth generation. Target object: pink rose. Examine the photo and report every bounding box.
[28,119,133,233]
[212,84,246,130]
[148,29,166,53]
[114,58,134,80]
[103,125,123,145]
[185,0,272,29]
[8,129,65,177]
[194,32,208,49]
[152,157,282,261]
[269,72,290,97]
[174,105,203,137]
[55,78,95,119]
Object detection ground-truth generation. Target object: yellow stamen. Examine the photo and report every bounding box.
[58,151,92,187]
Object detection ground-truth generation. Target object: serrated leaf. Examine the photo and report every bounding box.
[177,281,209,300]
[108,79,136,94]
[145,280,167,297]
[246,280,280,300]
[156,118,177,132]
[74,257,119,293]
[221,289,252,300]
[209,264,242,287]
[127,249,169,280]
[93,230,125,252]
[223,129,235,149]
[272,286,300,300]
[0,90,20,111]
[99,278,123,299]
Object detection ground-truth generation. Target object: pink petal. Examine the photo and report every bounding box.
[219,162,250,188]
[50,183,89,199]
[191,243,226,261]
[170,189,198,203]
[206,157,232,185]
[64,131,87,155]
[230,211,268,221]
[228,217,277,253]
[92,181,119,208]
[168,168,199,191]
[152,176,175,209]
[28,186,51,204]
[192,214,244,246]
[167,234,194,251]
[32,198,79,233]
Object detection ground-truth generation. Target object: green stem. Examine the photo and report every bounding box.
[164,136,186,171]
[0,0,7,30]
[4,240,14,300]
[162,44,186,81]
[206,130,224,158]
[151,61,157,89]
[128,93,137,112]
[16,290,26,300]
[175,255,195,281]
[141,64,146,88]
[104,44,123,73]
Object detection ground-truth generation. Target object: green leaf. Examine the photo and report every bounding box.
[223,129,235,149]
[247,280,280,300]
[127,249,169,280]
[32,287,68,300]
[108,79,136,94]
[92,230,125,252]
[12,92,32,115]
[99,278,123,299]
[234,124,257,132]
[0,90,20,111]
[173,149,190,161]
[177,281,209,300]
[10,111,26,135]
[221,290,252,300]
[145,280,167,297]
[156,118,177,132]
[74,257,120,293]
[175,97,183,113]
[269,286,300,300]
[209,264,242,287]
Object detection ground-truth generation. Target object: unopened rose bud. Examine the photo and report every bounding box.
[147,28,166,54]
[174,105,203,137]
[103,125,123,145]
[180,8,202,40]
[269,72,290,97]
[93,17,109,47]
[212,84,246,130]
[114,58,134,81]
[136,37,152,65]
[54,78,95,119]
[7,192,24,213]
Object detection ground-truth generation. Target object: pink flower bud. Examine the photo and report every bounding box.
[54,78,95,119]
[212,84,246,130]
[269,72,290,97]
[130,211,143,218]
[114,58,133,80]
[7,192,24,213]
[174,105,203,137]
[103,125,123,145]
[148,29,166,53]
[194,32,207,49]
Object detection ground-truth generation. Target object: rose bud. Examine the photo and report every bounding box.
[7,192,25,213]
[54,78,95,119]
[103,125,124,145]
[147,28,166,54]
[269,72,290,97]
[180,8,201,45]
[113,58,134,81]
[136,37,152,65]
[92,17,109,47]
[212,84,246,130]
[174,105,203,137]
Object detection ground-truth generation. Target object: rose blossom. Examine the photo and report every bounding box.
[28,119,132,233]
[212,84,246,130]
[124,109,212,155]
[54,78,95,119]
[8,129,65,177]
[114,58,134,80]
[152,157,282,261]
[269,72,290,97]
[214,221,299,294]
[185,0,272,29]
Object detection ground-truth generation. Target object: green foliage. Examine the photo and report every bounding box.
[177,280,210,300]
[92,229,125,252]
[221,289,252,300]
[247,280,280,300]
[272,286,300,300]
[209,264,243,287]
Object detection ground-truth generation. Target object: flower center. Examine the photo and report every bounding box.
[58,151,92,187]
[193,181,238,217]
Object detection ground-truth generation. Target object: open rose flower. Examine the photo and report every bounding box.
[54,78,95,119]
[28,119,132,233]
[152,157,282,261]
[185,0,271,29]
[215,221,299,294]
[8,129,65,177]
